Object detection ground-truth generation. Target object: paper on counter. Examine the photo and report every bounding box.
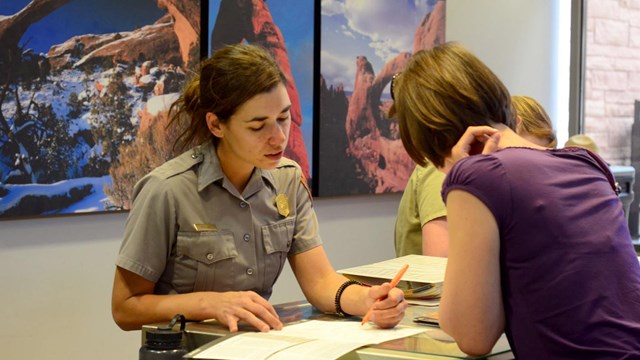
[337,254,447,285]
[192,333,308,359]
[276,319,426,343]
[189,320,426,360]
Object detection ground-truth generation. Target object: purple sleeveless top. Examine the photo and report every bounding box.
[442,147,640,359]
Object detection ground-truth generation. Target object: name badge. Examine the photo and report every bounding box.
[193,223,217,232]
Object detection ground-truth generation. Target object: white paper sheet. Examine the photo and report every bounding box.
[189,320,426,360]
[192,333,309,360]
[337,254,447,284]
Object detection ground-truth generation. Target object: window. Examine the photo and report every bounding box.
[576,0,640,165]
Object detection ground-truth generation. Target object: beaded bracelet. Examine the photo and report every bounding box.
[334,279,362,317]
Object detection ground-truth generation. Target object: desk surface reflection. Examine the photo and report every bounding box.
[142,300,513,360]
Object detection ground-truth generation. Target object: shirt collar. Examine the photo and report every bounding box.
[196,141,223,192]
[196,140,278,194]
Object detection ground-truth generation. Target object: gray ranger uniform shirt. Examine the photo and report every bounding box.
[116,140,322,299]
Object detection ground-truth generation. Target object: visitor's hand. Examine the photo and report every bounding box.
[209,291,282,332]
[442,126,500,173]
[365,283,408,329]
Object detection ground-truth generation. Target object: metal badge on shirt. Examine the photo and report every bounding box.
[193,223,217,232]
[275,194,290,217]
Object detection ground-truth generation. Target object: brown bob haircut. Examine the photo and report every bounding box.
[389,42,516,168]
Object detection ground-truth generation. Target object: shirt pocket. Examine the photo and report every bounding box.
[173,230,237,293]
[261,219,294,291]
[262,219,294,254]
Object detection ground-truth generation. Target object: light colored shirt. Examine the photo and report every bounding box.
[394,164,446,257]
[116,140,321,299]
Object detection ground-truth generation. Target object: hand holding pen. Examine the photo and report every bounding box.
[361,264,409,327]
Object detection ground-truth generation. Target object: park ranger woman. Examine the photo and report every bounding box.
[111,43,407,333]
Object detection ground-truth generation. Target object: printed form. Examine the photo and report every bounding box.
[338,255,447,306]
[187,320,425,360]
[337,254,447,284]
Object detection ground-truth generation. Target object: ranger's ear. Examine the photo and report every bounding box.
[206,112,224,138]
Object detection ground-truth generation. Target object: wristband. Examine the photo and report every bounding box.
[334,279,362,317]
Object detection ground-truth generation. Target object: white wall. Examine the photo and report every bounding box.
[446,0,567,142]
[1,213,138,359]
[447,0,555,102]
[0,1,562,359]
[0,194,401,360]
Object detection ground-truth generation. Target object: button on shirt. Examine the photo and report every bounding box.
[115,141,322,299]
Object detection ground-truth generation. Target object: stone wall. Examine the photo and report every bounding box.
[584,0,640,165]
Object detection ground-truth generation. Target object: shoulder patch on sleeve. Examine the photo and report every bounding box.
[300,173,314,205]
[277,157,300,169]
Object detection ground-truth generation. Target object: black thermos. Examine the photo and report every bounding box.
[139,314,188,360]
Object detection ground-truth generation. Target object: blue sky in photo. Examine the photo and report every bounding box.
[321,0,437,93]
[208,1,315,171]
[0,0,164,55]
[2,0,316,173]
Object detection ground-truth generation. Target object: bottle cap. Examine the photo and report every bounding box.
[144,314,186,350]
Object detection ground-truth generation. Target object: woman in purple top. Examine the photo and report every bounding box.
[389,42,640,359]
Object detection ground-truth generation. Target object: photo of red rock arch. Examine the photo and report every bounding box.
[208,0,314,183]
[317,0,445,196]
[0,0,200,218]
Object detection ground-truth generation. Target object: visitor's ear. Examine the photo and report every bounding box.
[206,112,224,138]
[515,115,523,132]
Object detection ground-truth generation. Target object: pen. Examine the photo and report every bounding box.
[407,283,433,293]
[361,263,409,325]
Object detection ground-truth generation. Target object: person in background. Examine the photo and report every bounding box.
[394,95,556,259]
[389,41,640,358]
[394,164,448,257]
[564,133,599,154]
[511,95,557,148]
[111,44,407,333]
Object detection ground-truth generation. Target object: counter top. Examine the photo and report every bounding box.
[142,300,512,359]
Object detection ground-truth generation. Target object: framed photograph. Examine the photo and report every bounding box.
[0,0,201,219]
[315,0,445,196]
[208,0,315,183]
